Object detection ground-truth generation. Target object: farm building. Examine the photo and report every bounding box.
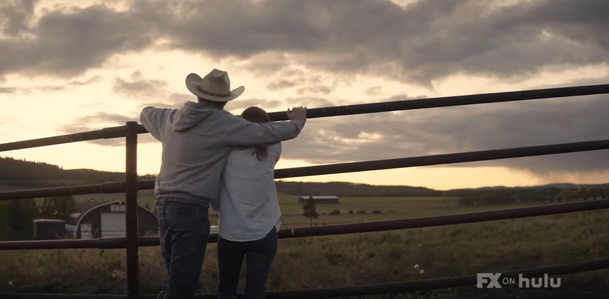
[298,195,340,204]
[65,200,158,239]
[32,219,67,240]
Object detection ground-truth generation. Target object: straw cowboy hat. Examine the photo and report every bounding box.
[185,69,245,102]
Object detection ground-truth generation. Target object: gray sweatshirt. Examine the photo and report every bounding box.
[140,101,305,209]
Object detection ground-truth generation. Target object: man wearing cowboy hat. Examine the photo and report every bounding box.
[140,68,306,299]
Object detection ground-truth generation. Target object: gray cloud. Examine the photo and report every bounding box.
[365,86,382,96]
[2,0,607,84]
[0,76,99,94]
[297,85,332,95]
[0,0,36,36]
[69,76,101,86]
[266,79,298,90]
[147,0,609,84]
[0,3,156,77]
[113,73,168,99]
[248,65,334,95]
[0,87,17,94]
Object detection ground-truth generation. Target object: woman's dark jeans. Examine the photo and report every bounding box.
[156,197,210,299]
[217,228,278,299]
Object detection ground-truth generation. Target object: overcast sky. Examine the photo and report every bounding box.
[1,0,608,190]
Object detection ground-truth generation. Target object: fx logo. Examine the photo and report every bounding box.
[477,273,502,288]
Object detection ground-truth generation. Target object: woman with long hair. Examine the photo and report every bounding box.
[217,106,304,298]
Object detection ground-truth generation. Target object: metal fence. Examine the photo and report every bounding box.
[1,84,609,298]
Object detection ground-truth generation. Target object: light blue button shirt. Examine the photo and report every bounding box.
[218,143,282,242]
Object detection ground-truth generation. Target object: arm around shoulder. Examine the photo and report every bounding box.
[222,107,307,146]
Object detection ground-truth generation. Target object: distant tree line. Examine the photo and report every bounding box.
[276,181,439,197]
[0,157,65,187]
[456,186,609,206]
[0,157,155,189]
[0,195,75,240]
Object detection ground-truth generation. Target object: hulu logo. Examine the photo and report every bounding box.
[518,274,561,288]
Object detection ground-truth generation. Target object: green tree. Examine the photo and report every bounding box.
[7,198,39,240]
[39,196,76,220]
[0,201,9,240]
[302,197,319,226]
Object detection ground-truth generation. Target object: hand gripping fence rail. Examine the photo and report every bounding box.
[1,83,609,298]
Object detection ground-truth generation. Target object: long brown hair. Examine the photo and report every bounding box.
[241,106,271,160]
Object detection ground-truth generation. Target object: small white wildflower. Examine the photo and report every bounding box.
[419,269,425,274]
[413,264,419,269]
[8,281,13,286]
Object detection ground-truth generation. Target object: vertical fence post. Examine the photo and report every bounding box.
[125,121,139,298]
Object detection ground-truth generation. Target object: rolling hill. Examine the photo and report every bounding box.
[1,156,607,196]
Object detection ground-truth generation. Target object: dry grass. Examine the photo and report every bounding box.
[1,198,608,298]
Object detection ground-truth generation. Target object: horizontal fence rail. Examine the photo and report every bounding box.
[0,182,127,201]
[2,198,609,250]
[1,83,608,152]
[0,127,133,152]
[273,138,609,178]
[2,138,609,201]
[0,294,127,299]
[0,238,127,250]
[267,83,609,121]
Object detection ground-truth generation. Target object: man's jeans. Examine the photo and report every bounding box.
[217,228,278,299]
[156,197,210,299]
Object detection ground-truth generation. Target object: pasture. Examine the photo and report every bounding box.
[276,193,517,227]
[2,194,608,298]
[137,191,535,226]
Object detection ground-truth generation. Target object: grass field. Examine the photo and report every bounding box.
[132,191,537,228]
[277,193,548,228]
[2,194,608,298]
